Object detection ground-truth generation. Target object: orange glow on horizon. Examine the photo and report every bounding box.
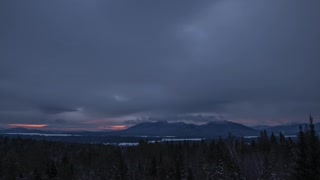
[98,125,127,131]
[111,125,127,130]
[8,124,48,129]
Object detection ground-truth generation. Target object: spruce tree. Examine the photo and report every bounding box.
[306,115,320,179]
[294,125,308,178]
[294,116,320,179]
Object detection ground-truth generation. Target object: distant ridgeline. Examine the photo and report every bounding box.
[114,120,258,138]
[109,119,320,138]
[0,116,319,179]
[2,120,320,144]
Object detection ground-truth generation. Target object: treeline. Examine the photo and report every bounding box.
[0,117,319,179]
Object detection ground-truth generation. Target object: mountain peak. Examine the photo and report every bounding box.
[120,120,257,137]
[154,121,169,124]
[206,120,229,124]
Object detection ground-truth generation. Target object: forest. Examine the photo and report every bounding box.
[0,118,319,180]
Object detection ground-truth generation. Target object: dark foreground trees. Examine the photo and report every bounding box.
[0,117,319,179]
[294,116,320,179]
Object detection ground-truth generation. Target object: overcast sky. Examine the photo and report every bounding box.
[0,0,320,130]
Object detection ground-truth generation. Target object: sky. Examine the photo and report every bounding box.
[0,0,320,130]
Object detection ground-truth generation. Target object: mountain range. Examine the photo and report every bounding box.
[1,120,316,138]
[262,122,320,135]
[114,120,258,138]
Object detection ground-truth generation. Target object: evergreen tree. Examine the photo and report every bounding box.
[306,115,320,179]
[279,132,285,144]
[186,167,193,180]
[294,125,308,178]
[149,157,157,178]
[46,159,57,179]
[294,116,320,179]
[117,148,128,180]
[270,132,277,144]
[258,130,270,152]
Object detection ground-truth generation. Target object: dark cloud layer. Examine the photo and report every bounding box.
[0,0,320,129]
[124,114,225,125]
[38,105,78,115]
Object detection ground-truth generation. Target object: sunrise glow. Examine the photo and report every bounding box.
[8,124,48,129]
[98,125,127,131]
